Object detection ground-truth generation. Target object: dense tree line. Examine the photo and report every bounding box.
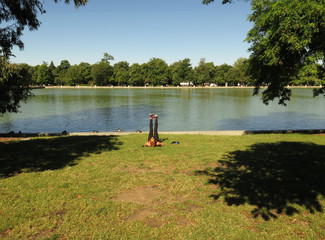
[10,56,245,87]
[11,54,324,88]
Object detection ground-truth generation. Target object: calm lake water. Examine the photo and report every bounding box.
[0,88,324,133]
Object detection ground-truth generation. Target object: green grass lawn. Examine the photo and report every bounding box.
[1,134,325,239]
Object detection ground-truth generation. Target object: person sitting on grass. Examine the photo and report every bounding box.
[144,114,164,147]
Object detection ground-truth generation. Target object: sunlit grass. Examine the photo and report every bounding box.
[1,134,325,239]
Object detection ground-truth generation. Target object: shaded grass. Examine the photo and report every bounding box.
[196,141,325,220]
[0,136,121,178]
[0,134,325,239]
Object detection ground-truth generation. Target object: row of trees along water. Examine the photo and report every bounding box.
[14,53,324,87]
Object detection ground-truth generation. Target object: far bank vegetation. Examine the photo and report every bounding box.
[13,54,325,87]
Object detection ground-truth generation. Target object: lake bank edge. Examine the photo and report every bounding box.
[1,129,325,138]
[31,86,324,90]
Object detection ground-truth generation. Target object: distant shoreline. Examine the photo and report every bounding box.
[35,85,323,89]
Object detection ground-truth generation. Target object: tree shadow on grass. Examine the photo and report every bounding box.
[196,142,325,220]
[0,136,122,178]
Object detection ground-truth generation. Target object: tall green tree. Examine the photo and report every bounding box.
[295,64,320,87]
[227,67,244,86]
[146,58,170,86]
[170,61,181,85]
[170,58,194,85]
[49,61,56,72]
[0,57,32,115]
[78,62,92,84]
[215,63,232,86]
[17,63,32,85]
[141,63,151,85]
[101,52,114,64]
[0,0,88,114]
[37,63,54,85]
[194,58,216,85]
[64,65,82,85]
[48,61,57,83]
[246,0,325,104]
[29,65,39,85]
[91,62,113,86]
[230,57,250,85]
[57,60,71,72]
[55,60,70,85]
[203,0,325,104]
[129,63,145,86]
[113,61,130,86]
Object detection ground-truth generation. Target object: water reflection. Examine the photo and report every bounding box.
[0,88,324,132]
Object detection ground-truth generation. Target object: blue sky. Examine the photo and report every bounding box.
[11,0,253,67]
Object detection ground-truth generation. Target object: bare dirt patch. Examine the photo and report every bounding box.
[125,208,171,228]
[125,209,193,228]
[145,217,164,228]
[121,165,175,175]
[114,185,201,228]
[113,185,170,204]
[125,208,158,221]
[175,216,196,227]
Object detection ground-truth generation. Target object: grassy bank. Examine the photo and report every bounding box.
[1,134,325,239]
